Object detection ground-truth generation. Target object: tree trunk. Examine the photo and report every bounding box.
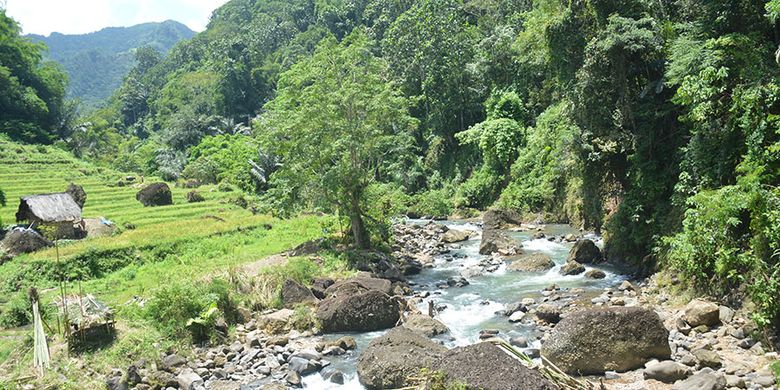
[349,195,370,249]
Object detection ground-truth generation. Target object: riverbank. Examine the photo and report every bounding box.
[86,217,780,389]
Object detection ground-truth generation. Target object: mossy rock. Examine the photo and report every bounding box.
[136,183,173,207]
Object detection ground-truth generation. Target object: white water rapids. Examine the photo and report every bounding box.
[303,219,627,389]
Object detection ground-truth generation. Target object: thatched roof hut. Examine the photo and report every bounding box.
[16,193,82,224]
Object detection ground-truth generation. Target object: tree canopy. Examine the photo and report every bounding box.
[0,10,69,143]
[256,29,417,248]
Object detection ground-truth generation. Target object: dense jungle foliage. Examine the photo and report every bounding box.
[1,0,779,327]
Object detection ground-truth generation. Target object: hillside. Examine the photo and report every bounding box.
[0,136,324,296]
[0,139,332,387]
[27,20,194,108]
[0,136,238,231]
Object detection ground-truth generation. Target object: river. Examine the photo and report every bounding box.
[303,219,627,389]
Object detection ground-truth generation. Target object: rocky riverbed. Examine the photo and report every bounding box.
[106,213,779,390]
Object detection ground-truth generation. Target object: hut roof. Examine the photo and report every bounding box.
[16,193,82,223]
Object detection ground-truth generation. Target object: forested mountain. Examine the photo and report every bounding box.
[27,20,194,108]
[2,1,779,328]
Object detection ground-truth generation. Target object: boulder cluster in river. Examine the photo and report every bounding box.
[103,218,779,390]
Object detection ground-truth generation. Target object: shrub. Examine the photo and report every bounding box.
[144,279,238,341]
[206,278,241,325]
[144,282,204,338]
[188,134,259,191]
[217,181,235,192]
[186,191,205,203]
[409,188,455,218]
[176,179,201,189]
[0,290,48,328]
[249,256,350,310]
[262,257,319,287]
[771,360,780,382]
[182,156,219,185]
[663,185,780,328]
[456,118,524,173]
[231,196,248,209]
[496,101,581,222]
[290,304,319,331]
[455,168,503,209]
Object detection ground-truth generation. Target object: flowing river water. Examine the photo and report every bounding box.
[303,219,628,389]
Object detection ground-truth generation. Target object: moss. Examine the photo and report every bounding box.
[413,369,469,390]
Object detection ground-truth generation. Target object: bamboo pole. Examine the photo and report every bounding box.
[31,290,50,376]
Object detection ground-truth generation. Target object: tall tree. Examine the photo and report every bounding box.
[382,0,482,176]
[0,10,68,143]
[257,29,417,248]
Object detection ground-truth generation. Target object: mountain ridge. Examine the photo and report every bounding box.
[27,20,195,109]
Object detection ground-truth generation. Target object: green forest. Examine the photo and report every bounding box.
[3,0,780,329]
[27,20,195,109]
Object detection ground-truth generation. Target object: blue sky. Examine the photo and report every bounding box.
[5,0,230,35]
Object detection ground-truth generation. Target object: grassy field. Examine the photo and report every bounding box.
[0,137,247,233]
[0,137,335,388]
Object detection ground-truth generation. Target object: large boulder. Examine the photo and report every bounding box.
[671,368,726,390]
[683,299,720,327]
[317,289,400,333]
[535,304,562,324]
[256,309,295,334]
[559,261,585,275]
[567,239,603,264]
[483,209,524,230]
[431,342,556,390]
[136,183,173,207]
[643,361,691,383]
[479,230,520,255]
[441,229,471,244]
[692,349,722,369]
[0,227,52,256]
[177,368,204,390]
[66,183,87,208]
[310,278,335,299]
[506,253,555,272]
[541,307,671,375]
[281,279,318,308]
[357,327,447,389]
[584,269,606,279]
[402,314,449,337]
[323,276,393,297]
[148,371,178,389]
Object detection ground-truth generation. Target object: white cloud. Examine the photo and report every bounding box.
[4,0,229,36]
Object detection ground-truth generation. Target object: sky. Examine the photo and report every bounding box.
[4,0,230,36]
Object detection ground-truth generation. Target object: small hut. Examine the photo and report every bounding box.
[15,193,84,239]
[57,294,116,350]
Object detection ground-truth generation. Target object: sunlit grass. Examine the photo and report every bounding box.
[0,139,336,388]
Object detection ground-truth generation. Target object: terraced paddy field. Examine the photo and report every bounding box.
[0,138,332,387]
[0,138,245,233]
[0,137,328,306]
